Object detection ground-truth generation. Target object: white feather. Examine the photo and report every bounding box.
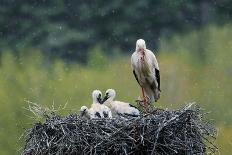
[103,89,140,116]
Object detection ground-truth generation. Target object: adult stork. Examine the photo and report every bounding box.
[131,39,161,113]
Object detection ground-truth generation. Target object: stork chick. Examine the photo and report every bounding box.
[80,106,90,118]
[80,90,112,119]
[102,89,140,117]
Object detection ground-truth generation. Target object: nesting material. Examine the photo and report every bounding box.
[22,104,218,155]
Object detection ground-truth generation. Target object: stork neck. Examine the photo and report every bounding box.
[104,97,114,104]
[93,99,100,104]
[138,50,146,62]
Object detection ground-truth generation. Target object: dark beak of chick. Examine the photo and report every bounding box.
[80,109,86,117]
[102,93,109,104]
[97,94,102,104]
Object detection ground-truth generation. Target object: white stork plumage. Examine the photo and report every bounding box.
[80,90,112,119]
[102,89,140,117]
[131,39,161,113]
[80,105,90,118]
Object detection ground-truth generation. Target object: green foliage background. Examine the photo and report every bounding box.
[0,25,231,154]
[1,0,232,62]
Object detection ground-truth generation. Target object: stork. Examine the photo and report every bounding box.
[80,106,89,118]
[131,39,161,113]
[80,90,112,119]
[102,89,140,117]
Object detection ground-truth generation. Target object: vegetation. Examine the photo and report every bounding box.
[0,25,231,154]
[1,0,232,62]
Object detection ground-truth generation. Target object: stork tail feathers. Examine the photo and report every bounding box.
[146,78,160,102]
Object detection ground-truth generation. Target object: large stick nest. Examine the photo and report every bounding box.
[22,104,218,155]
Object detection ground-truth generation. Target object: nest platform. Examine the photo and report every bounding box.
[22,104,217,155]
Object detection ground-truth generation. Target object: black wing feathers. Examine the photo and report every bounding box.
[95,112,101,118]
[103,111,108,118]
[129,104,138,109]
[133,70,140,86]
[155,68,161,91]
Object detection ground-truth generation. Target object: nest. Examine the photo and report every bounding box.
[22,104,218,155]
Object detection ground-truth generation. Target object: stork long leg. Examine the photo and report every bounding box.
[141,87,148,113]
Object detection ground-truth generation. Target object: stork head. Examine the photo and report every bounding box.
[136,39,146,53]
[102,89,116,104]
[92,90,102,104]
[80,106,88,117]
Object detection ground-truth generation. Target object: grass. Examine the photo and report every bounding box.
[216,126,232,154]
[0,24,231,154]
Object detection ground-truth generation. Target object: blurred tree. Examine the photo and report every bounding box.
[0,0,231,63]
[87,46,107,69]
